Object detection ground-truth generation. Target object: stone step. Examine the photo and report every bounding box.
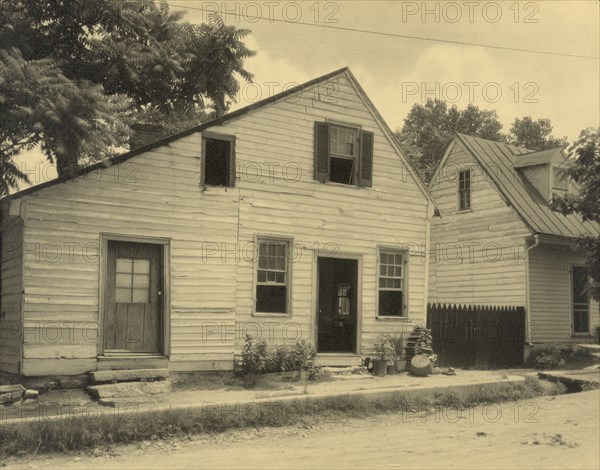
[87,381,171,400]
[89,368,170,384]
[322,366,368,375]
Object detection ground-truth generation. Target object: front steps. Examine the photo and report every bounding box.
[86,368,171,407]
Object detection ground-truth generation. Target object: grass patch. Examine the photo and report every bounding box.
[524,344,599,370]
[0,377,566,459]
[170,371,331,392]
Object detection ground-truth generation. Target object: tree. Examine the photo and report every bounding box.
[551,128,600,300]
[508,117,567,150]
[0,1,254,194]
[395,100,504,182]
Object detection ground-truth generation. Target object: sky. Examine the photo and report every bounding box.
[12,0,600,191]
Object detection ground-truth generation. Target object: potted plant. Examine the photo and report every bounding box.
[373,335,389,376]
[386,333,406,373]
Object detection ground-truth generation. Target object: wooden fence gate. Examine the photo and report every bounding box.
[426,303,525,369]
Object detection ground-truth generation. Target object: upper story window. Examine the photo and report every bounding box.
[202,133,236,187]
[378,249,408,317]
[314,122,374,187]
[458,169,471,211]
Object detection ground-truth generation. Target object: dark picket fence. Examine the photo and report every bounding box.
[427,303,525,369]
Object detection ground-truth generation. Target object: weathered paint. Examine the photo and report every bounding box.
[428,141,530,306]
[2,71,432,375]
[528,243,600,343]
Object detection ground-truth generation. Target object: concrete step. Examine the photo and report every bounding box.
[87,381,171,401]
[322,366,368,376]
[315,354,363,367]
[89,368,170,384]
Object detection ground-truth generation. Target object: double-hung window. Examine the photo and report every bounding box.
[378,249,407,317]
[255,238,291,314]
[314,122,374,187]
[458,169,471,211]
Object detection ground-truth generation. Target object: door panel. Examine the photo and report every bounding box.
[104,241,162,353]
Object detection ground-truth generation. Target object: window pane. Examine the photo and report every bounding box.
[379,290,403,316]
[133,274,149,288]
[132,288,148,303]
[256,285,287,313]
[116,258,133,274]
[133,259,150,274]
[115,288,131,303]
[275,272,285,283]
[116,273,132,289]
[258,270,266,282]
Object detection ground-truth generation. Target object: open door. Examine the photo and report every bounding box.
[317,257,358,353]
[103,241,163,354]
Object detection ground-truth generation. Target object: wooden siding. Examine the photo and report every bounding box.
[528,243,600,343]
[428,142,531,306]
[0,216,23,374]
[15,73,430,374]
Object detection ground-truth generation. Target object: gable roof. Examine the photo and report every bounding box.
[3,67,434,207]
[454,133,598,239]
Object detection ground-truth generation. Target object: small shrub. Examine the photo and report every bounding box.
[240,336,316,376]
[524,344,597,370]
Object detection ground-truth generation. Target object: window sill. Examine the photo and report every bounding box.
[456,208,472,214]
[376,316,410,321]
[252,312,291,318]
[200,185,234,193]
[571,333,593,338]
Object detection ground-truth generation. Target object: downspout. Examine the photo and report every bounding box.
[524,234,540,346]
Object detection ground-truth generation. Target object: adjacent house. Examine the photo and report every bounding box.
[428,133,599,345]
[0,68,436,378]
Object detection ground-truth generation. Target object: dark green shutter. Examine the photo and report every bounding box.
[314,122,329,183]
[359,130,374,187]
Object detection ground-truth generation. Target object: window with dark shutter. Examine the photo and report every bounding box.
[313,122,374,187]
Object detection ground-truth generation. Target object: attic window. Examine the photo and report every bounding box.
[552,166,568,191]
[458,169,471,211]
[202,135,235,187]
[314,122,374,187]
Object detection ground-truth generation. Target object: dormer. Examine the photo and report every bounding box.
[513,147,569,202]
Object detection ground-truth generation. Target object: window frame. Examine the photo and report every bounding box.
[376,246,409,319]
[550,164,569,201]
[457,168,472,212]
[201,131,236,188]
[253,236,293,317]
[570,263,590,335]
[327,121,361,186]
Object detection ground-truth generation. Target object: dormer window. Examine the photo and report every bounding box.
[314,122,374,187]
[458,169,471,211]
[552,165,568,194]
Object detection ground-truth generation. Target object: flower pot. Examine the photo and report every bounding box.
[410,355,433,377]
[394,359,406,373]
[373,359,388,376]
[386,364,396,375]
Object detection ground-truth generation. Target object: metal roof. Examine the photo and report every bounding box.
[456,133,599,239]
[513,147,567,168]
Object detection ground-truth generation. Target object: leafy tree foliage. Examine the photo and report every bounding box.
[396,100,568,182]
[508,117,568,150]
[395,100,504,181]
[551,128,600,300]
[0,0,254,195]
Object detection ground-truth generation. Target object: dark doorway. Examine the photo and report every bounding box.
[317,257,358,353]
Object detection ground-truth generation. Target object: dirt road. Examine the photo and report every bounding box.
[5,390,599,469]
